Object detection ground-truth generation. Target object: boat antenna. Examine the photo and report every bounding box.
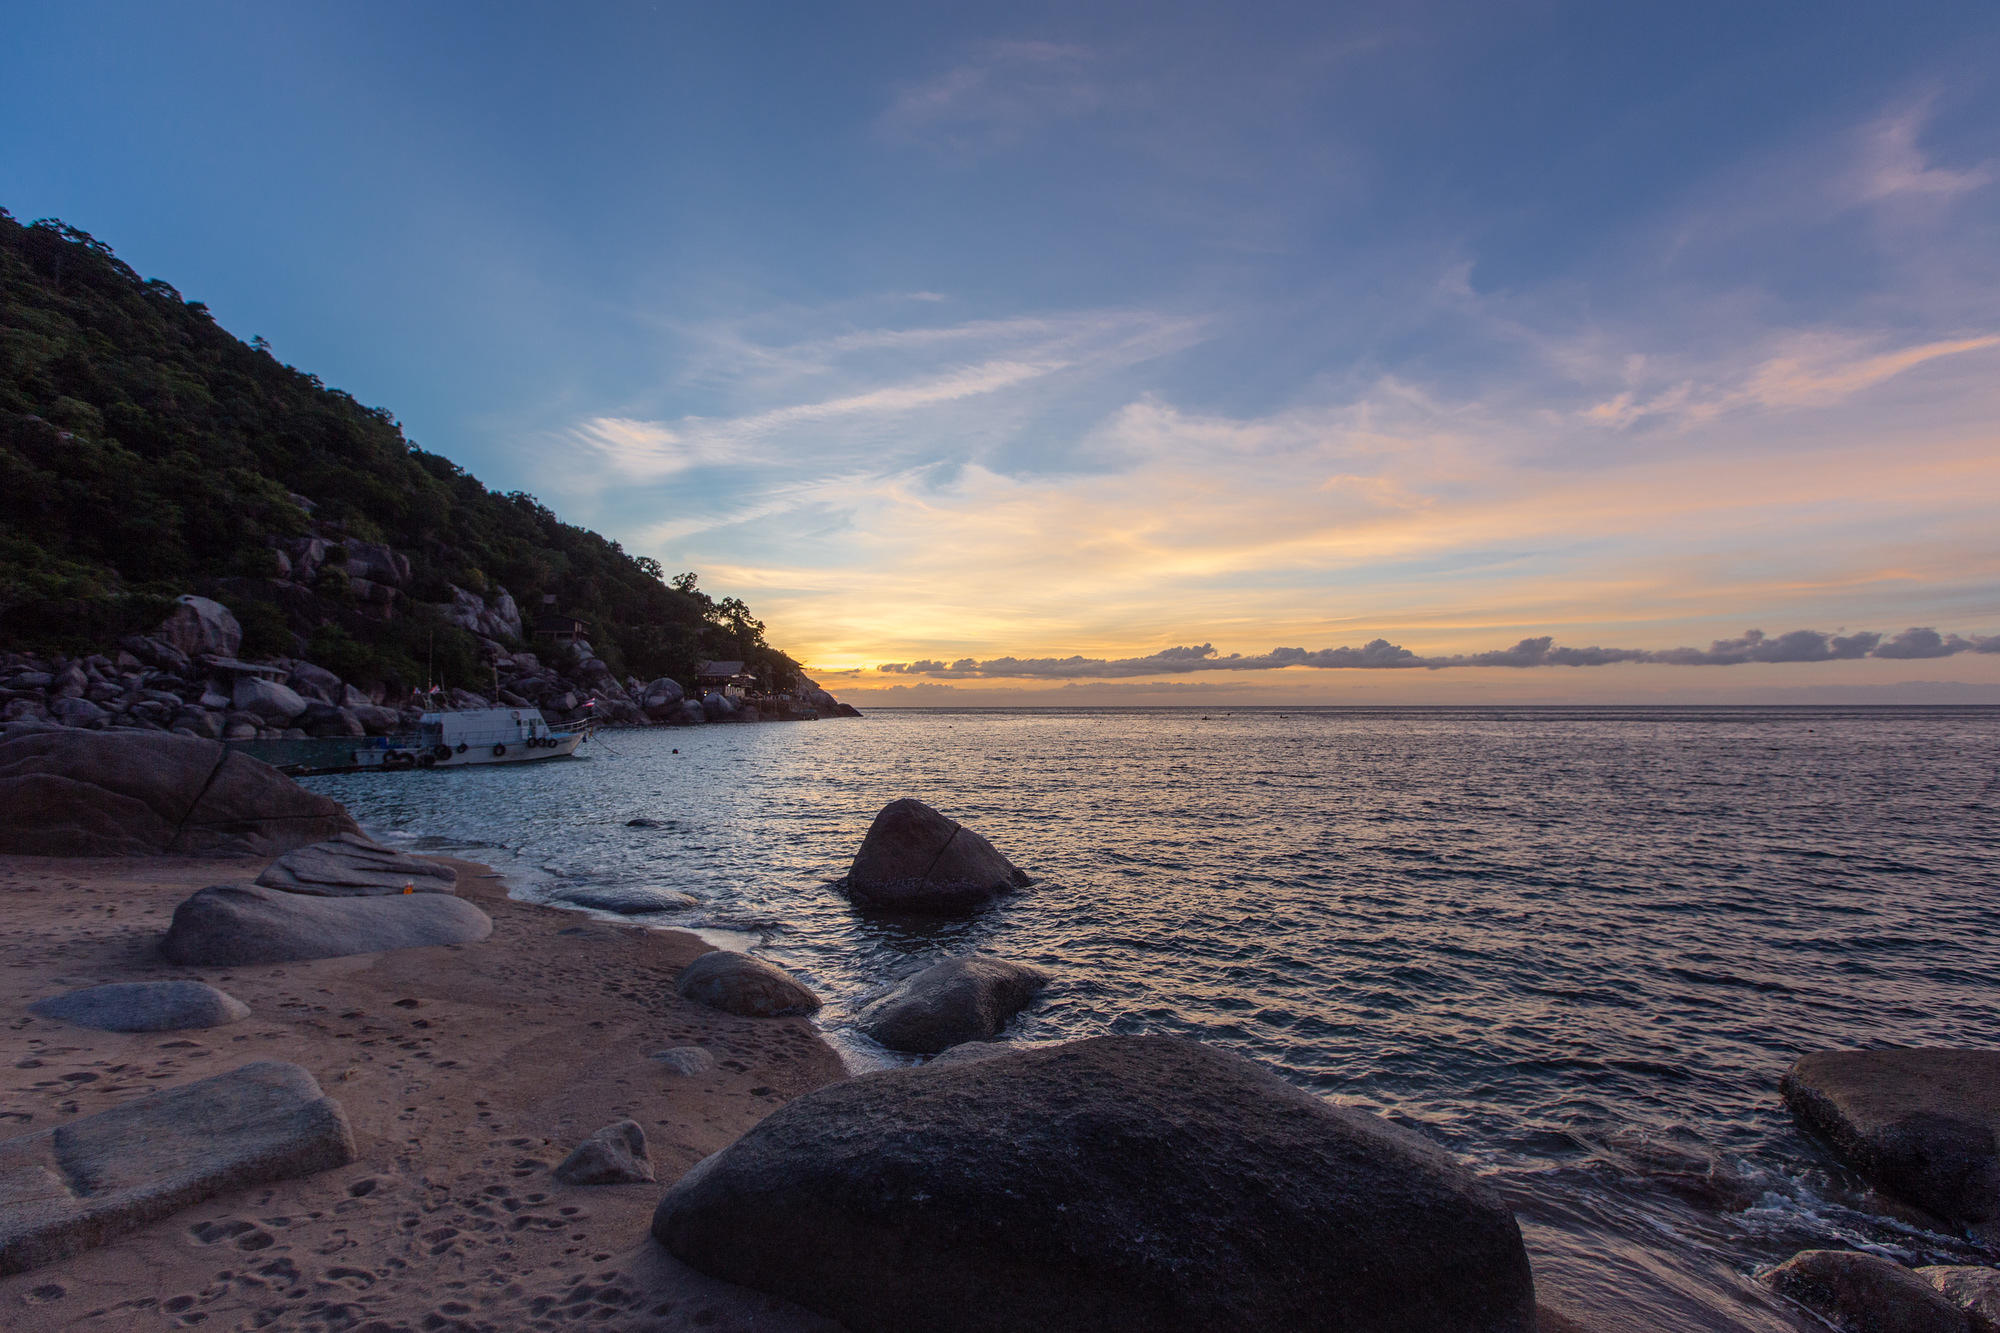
[427,631,435,694]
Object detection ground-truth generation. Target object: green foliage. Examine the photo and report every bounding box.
[0,211,802,686]
[0,592,176,655]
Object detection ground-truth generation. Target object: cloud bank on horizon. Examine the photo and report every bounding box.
[877,627,2000,678]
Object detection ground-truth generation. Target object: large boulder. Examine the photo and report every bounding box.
[843,798,1031,913]
[0,1061,355,1275]
[674,951,820,1018]
[340,538,411,588]
[641,677,686,720]
[857,955,1049,1055]
[1782,1050,2000,1228]
[155,595,242,659]
[651,1036,1536,1333]
[255,831,458,896]
[1761,1250,1970,1333]
[0,730,357,856]
[700,692,736,722]
[231,676,310,726]
[29,980,250,1032]
[161,882,492,965]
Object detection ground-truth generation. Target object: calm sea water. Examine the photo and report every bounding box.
[306,706,2000,1330]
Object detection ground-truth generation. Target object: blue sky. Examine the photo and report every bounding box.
[6,3,1998,701]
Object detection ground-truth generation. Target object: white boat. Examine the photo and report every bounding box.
[351,706,589,770]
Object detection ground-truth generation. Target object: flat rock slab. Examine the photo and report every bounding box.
[674,952,820,1018]
[0,1061,356,1275]
[857,954,1050,1054]
[0,730,356,857]
[1782,1049,2000,1227]
[651,1035,1536,1333]
[162,882,493,966]
[556,885,699,915]
[255,831,458,896]
[842,798,1031,914]
[30,980,250,1032]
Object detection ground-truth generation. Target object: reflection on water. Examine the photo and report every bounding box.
[308,706,2000,1329]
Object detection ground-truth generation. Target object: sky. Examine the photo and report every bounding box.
[5,2,1998,704]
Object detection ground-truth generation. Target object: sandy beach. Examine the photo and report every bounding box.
[0,851,848,1331]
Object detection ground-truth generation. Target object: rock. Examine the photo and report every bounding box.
[652,1047,717,1076]
[255,832,458,896]
[121,635,191,674]
[161,882,492,965]
[641,678,686,719]
[1782,1050,2000,1227]
[627,818,664,828]
[1920,1268,2000,1333]
[555,1120,654,1186]
[351,703,402,735]
[29,980,250,1032]
[169,707,224,739]
[674,951,821,1018]
[286,661,343,702]
[0,730,357,856]
[49,696,110,728]
[156,595,242,659]
[1761,1250,1970,1333]
[340,538,411,588]
[651,1035,1536,1333]
[51,663,88,698]
[557,885,698,915]
[700,693,736,721]
[857,955,1050,1054]
[843,798,1031,914]
[232,676,309,726]
[671,699,706,727]
[0,1061,355,1275]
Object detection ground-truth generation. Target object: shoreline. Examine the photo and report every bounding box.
[0,849,848,1330]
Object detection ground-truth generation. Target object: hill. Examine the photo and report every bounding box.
[0,209,849,738]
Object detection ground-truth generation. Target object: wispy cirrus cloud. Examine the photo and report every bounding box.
[877,40,1114,154]
[1852,100,1996,204]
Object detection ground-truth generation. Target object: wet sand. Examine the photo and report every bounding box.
[0,852,847,1331]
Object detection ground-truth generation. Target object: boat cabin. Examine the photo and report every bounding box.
[417,707,559,755]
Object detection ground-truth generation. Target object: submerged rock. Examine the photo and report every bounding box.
[162,882,492,965]
[842,798,1030,914]
[255,832,459,896]
[857,954,1049,1054]
[650,1035,1536,1333]
[1782,1049,2000,1228]
[0,1061,354,1275]
[674,951,820,1018]
[555,1120,654,1186]
[1761,1250,1969,1333]
[557,885,697,915]
[0,730,356,857]
[29,980,250,1032]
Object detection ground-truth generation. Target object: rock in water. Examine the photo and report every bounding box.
[674,951,821,1018]
[555,1121,655,1186]
[1781,1050,2000,1228]
[1920,1268,2000,1333]
[843,798,1031,913]
[0,1061,355,1275]
[162,882,493,965]
[650,1035,1536,1333]
[0,730,357,856]
[30,980,250,1032]
[857,955,1049,1054]
[255,831,459,896]
[556,885,698,915]
[1761,1250,1970,1333]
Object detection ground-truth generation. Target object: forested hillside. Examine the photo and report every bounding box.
[0,208,797,696]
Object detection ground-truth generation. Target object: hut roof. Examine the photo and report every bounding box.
[696,660,748,679]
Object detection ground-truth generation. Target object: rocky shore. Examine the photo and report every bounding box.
[5,730,2000,1332]
[1,592,858,746]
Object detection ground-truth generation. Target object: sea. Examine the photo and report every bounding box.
[303,705,2000,1331]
